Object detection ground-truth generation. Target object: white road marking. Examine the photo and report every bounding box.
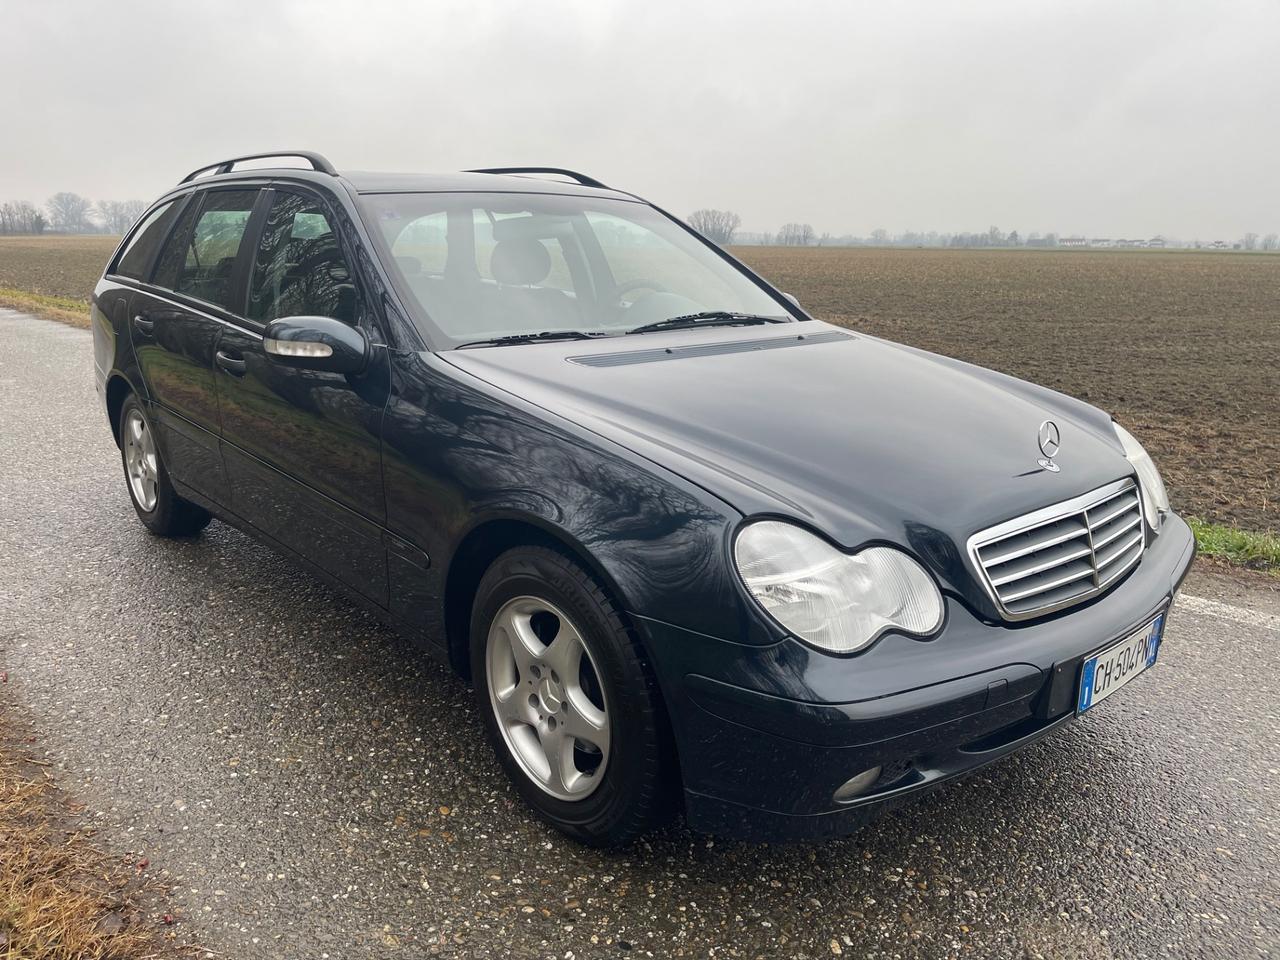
[1178,594,1279,633]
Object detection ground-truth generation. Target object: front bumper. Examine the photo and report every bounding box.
[639,514,1196,841]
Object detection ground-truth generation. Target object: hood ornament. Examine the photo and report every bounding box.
[1037,420,1061,472]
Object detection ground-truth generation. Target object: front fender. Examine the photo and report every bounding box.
[381,351,774,656]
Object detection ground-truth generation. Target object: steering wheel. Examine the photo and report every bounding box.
[612,278,669,302]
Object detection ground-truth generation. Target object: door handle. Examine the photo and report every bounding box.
[133,313,155,334]
[215,350,247,376]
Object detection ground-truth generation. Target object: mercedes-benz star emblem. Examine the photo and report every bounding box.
[1037,420,1061,472]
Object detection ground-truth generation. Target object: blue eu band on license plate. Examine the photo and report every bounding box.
[1077,612,1165,713]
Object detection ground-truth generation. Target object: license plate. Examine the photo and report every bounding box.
[1077,611,1166,713]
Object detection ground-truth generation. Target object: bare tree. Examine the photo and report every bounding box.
[1242,232,1259,251]
[94,199,147,234]
[0,200,45,234]
[687,209,742,244]
[47,192,94,233]
[121,199,147,228]
[95,200,125,234]
[777,223,816,246]
[1262,233,1279,251]
[869,227,889,246]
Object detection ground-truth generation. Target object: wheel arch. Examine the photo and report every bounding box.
[105,373,135,446]
[443,514,639,682]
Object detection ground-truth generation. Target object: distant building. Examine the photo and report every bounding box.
[1060,236,1087,248]
[1090,238,1113,248]
[1210,240,1229,250]
[1148,237,1166,248]
[1025,237,1054,248]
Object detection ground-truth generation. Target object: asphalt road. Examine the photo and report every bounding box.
[1,307,1277,960]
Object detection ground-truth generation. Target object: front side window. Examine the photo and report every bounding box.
[114,199,180,280]
[155,189,258,310]
[361,192,791,346]
[248,192,360,324]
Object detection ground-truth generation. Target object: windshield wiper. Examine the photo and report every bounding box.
[626,311,787,336]
[457,330,610,349]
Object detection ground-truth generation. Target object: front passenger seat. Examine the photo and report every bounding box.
[489,238,578,331]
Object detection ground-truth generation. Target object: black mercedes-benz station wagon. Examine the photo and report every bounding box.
[92,151,1195,845]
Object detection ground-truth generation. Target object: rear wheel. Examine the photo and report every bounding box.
[118,395,211,537]
[471,546,673,846]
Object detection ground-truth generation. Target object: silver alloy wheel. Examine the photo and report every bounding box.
[485,595,611,801]
[123,408,159,512]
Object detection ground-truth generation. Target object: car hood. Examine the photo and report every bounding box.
[442,321,1131,599]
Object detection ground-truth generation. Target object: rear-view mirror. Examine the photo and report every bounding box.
[263,316,369,374]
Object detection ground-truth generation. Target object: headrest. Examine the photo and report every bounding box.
[492,215,571,242]
[491,238,551,286]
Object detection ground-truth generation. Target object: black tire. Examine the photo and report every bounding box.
[470,546,674,846]
[118,394,212,537]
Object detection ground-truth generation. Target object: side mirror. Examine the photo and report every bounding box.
[264,316,369,374]
[781,291,802,309]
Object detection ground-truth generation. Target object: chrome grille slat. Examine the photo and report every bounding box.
[968,478,1146,621]
[1090,513,1142,551]
[987,540,1094,587]
[1088,493,1140,529]
[977,518,1090,566]
[1000,559,1096,602]
[1096,530,1144,571]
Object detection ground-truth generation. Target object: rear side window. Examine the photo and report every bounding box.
[114,200,180,280]
[247,192,360,325]
[154,190,258,310]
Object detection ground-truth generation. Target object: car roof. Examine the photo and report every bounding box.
[171,167,639,203]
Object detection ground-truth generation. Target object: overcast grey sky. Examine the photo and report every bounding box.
[3,0,1277,238]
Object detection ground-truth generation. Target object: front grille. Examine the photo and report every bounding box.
[968,478,1146,620]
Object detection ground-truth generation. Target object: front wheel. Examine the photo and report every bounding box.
[470,546,674,846]
[118,395,211,537]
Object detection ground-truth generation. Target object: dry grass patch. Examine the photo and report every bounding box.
[0,723,193,960]
[0,287,89,327]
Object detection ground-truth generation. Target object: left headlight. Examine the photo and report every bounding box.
[1113,421,1170,533]
[733,521,944,655]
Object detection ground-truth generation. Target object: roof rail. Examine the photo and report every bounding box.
[466,167,610,190]
[180,150,338,184]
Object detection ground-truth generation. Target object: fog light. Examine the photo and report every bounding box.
[833,766,882,804]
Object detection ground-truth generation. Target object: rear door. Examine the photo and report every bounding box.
[130,188,261,505]
[214,185,391,606]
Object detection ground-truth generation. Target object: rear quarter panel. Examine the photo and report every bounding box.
[92,278,146,430]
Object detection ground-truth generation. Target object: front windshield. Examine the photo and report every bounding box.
[360,192,794,346]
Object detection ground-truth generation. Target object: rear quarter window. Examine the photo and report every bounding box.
[113,199,181,280]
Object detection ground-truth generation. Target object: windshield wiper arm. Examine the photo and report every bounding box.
[626,311,787,335]
[457,330,610,349]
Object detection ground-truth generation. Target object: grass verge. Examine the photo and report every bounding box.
[1189,518,1280,575]
[0,717,193,959]
[0,287,89,328]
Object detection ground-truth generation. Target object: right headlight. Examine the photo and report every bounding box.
[733,520,944,655]
[1112,421,1170,533]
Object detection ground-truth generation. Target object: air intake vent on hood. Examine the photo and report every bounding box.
[568,330,853,367]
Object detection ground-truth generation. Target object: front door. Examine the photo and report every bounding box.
[131,188,260,505]
[214,187,391,606]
